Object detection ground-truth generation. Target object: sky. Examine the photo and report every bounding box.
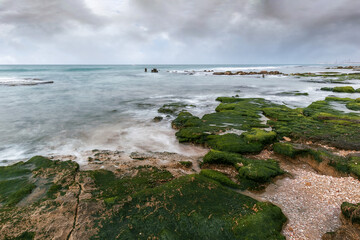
[0,0,359,64]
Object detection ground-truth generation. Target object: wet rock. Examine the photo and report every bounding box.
[153,116,163,122]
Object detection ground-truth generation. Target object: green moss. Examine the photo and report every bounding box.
[89,166,174,207]
[277,91,309,96]
[202,150,284,190]
[215,96,244,103]
[171,111,201,129]
[179,161,193,168]
[320,87,334,91]
[0,156,79,209]
[46,184,62,199]
[273,142,301,158]
[238,159,284,184]
[200,169,239,188]
[274,143,360,177]
[207,134,264,154]
[265,98,360,150]
[158,102,194,115]
[341,202,360,224]
[202,150,241,166]
[0,162,32,181]
[93,174,286,240]
[243,129,277,144]
[0,179,36,206]
[333,86,356,93]
[348,156,360,178]
[346,102,360,111]
[5,231,35,240]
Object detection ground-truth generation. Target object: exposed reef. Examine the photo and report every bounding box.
[0,154,287,240]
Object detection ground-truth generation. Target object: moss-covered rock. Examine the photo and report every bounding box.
[207,134,264,154]
[273,142,360,178]
[179,161,193,168]
[0,156,79,207]
[243,128,277,144]
[202,150,284,190]
[341,202,360,224]
[93,174,287,239]
[200,169,239,188]
[265,98,360,150]
[333,86,356,93]
[89,166,174,207]
[173,98,280,153]
[158,102,194,115]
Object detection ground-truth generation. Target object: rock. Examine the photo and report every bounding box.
[153,116,163,122]
[151,68,158,73]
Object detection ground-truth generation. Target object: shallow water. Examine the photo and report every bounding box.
[1,64,359,165]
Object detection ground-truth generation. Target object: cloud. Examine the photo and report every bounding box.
[0,0,359,64]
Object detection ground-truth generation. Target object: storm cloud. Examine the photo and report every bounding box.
[0,0,359,64]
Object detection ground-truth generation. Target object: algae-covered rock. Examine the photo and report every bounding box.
[202,150,284,190]
[321,86,357,93]
[341,202,360,224]
[265,98,360,150]
[200,169,239,188]
[93,174,287,240]
[273,142,360,178]
[243,128,277,144]
[0,156,80,239]
[158,102,194,115]
[207,134,264,154]
[333,86,356,93]
[172,98,279,153]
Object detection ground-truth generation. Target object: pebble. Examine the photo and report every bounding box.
[250,163,360,240]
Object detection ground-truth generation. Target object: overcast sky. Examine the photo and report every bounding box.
[0,0,359,64]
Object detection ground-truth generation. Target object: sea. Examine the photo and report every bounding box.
[1,64,359,166]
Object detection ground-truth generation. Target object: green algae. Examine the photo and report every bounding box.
[264,98,360,150]
[243,128,277,144]
[341,202,360,224]
[179,161,192,168]
[4,231,35,240]
[202,150,284,190]
[173,98,278,153]
[158,102,195,115]
[333,86,356,93]
[277,91,309,96]
[89,166,174,207]
[207,134,264,154]
[273,142,360,178]
[92,174,286,240]
[200,169,239,188]
[0,156,79,208]
[346,102,360,111]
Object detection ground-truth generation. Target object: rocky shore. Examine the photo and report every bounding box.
[1,70,360,239]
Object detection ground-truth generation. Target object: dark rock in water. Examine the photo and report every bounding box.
[144,68,147,72]
[158,102,195,115]
[153,116,163,122]
[276,91,309,96]
[151,68,158,73]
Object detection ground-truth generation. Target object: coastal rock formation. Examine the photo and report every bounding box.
[0,154,287,240]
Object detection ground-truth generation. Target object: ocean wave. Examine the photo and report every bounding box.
[64,67,111,72]
[0,77,53,86]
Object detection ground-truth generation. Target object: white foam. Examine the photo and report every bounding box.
[0,77,53,86]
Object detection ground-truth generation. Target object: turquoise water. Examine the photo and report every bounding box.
[1,64,359,165]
